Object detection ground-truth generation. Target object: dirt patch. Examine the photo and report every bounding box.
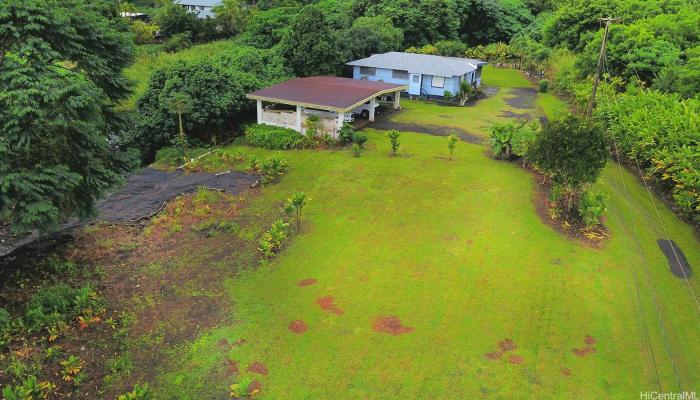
[572,335,598,357]
[508,355,524,364]
[500,110,532,120]
[298,278,318,287]
[561,367,572,376]
[372,316,414,335]
[248,380,263,395]
[225,359,239,376]
[316,296,345,315]
[485,338,518,361]
[288,320,308,334]
[657,239,693,278]
[248,361,269,376]
[498,338,517,352]
[505,87,537,110]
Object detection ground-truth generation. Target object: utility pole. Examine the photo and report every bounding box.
[586,17,619,119]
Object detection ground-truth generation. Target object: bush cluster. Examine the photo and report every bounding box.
[245,124,305,150]
[258,220,290,258]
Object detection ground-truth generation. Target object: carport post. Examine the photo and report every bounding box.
[393,91,401,109]
[369,98,376,122]
[256,100,262,123]
[295,105,302,132]
[337,111,345,130]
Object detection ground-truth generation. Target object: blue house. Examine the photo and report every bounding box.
[174,0,221,19]
[347,52,487,98]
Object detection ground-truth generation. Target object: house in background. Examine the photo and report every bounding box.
[174,0,221,19]
[347,52,487,98]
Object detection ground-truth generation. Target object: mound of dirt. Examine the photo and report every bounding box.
[657,239,692,278]
[372,316,414,335]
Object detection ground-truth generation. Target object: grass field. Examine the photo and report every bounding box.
[143,68,700,398]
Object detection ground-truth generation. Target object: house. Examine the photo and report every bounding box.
[246,76,407,137]
[174,0,221,19]
[347,52,487,98]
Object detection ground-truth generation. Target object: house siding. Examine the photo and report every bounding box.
[352,65,475,98]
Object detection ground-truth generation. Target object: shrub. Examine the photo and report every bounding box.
[351,143,363,157]
[443,90,453,103]
[259,154,289,184]
[538,79,549,93]
[447,134,459,160]
[527,114,608,219]
[387,130,401,156]
[23,284,103,334]
[117,383,153,400]
[258,219,290,258]
[245,155,261,172]
[162,32,192,53]
[283,192,311,231]
[579,190,607,228]
[130,21,159,45]
[352,131,368,147]
[245,124,305,150]
[489,121,538,161]
[337,123,355,145]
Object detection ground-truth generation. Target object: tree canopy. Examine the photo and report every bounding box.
[279,6,342,76]
[0,0,136,233]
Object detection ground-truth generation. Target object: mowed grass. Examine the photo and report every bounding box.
[389,65,541,135]
[152,69,700,398]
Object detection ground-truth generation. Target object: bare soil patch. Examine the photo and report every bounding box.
[572,335,598,357]
[225,359,239,376]
[484,351,503,360]
[499,338,517,352]
[508,355,524,364]
[248,361,269,376]
[484,338,518,361]
[316,296,344,315]
[561,367,572,376]
[500,110,532,120]
[505,88,537,110]
[298,278,318,287]
[372,316,414,335]
[288,320,308,334]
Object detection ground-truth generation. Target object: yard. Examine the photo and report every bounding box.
[64,67,699,398]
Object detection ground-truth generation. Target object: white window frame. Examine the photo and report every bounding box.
[431,76,445,88]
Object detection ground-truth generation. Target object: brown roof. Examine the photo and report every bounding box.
[246,76,406,112]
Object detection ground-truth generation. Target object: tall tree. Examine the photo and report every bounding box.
[0,0,136,233]
[213,0,249,36]
[337,16,404,61]
[280,6,342,76]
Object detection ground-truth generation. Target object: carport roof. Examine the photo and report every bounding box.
[246,76,407,112]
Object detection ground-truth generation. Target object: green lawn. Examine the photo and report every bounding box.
[389,65,542,135]
[149,68,699,398]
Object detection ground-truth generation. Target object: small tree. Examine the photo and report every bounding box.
[527,114,608,219]
[458,80,476,106]
[387,130,401,156]
[163,92,194,160]
[338,122,355,145]
[447,133,459,160]
[284,192,311,232]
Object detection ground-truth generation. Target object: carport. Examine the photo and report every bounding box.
[246,76,407,137]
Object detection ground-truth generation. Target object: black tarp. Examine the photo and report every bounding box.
[657,239,693,278]
[0,168,257,257]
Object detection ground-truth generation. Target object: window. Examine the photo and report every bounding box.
[431,76,445,88]
[411,74,420,83]
[360,67,376,76]
[392,70,409,80]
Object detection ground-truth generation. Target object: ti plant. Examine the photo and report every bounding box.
[447,133,459,160]
[283,192,311,232]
